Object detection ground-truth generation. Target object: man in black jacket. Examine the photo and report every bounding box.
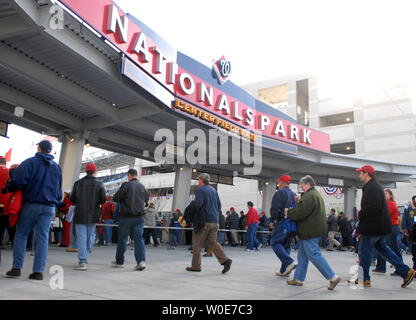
[112,169,149,271]
[355,165,415,288]
[70,163,106,271]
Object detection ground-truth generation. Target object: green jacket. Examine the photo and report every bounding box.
[287,187,327,240]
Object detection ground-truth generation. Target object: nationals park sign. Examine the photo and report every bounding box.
[59,0,330,153]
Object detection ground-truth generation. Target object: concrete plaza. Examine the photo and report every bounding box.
[0,244,415,300]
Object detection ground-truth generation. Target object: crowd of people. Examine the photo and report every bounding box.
[0,140,415,291]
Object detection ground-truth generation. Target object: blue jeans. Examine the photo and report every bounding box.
[217,231,225,245]
[103,219,113,244]
[247,223,261,250]
[72,223,78,249]
[259,226,268,245]
[116,217,145,265]
[271,221,294,273]
[13,203,55,273]
[376,225,403,272]
[294,237,336,282]
[90,227,96,249]
[360,235,409,281]
[75,224,96,264]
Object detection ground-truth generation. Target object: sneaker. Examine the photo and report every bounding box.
[326,248,334,251]
[111,261,124,268]
[275,271,288,277]
[135,261,146,271]
[287,279,303,286]
[390,271,400,277]
[66,248,78,253]
[28,272,43,280]
[372,269,386,274]
[222,259,232,274]
[328,277,341,290]
[74,263,87,271]
[245,249,254,252]
[401,268,415,288]
[6,268,21,278]
[256,243,263,250]
[282,263,297,277]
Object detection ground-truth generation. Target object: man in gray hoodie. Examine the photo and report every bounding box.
[144,203,160,247]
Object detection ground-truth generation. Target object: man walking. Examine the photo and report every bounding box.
[112,169,149,270]
[286,175,341,290]
[186,173,232,273]
[327,209,342,251]
[270,175,297,277]
[70,163,106,271]
[101,196,115,246]
[355,165,415,288]
[3,140,62,280]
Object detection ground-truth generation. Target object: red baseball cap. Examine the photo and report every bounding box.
[85,162,97,172]
[355,165,375,175]
[175,209,180,212]
[230,207,235,211]
[277,175,292,183]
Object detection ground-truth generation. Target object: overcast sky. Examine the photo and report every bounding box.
[2,0,416,163]
[116,0,416,96]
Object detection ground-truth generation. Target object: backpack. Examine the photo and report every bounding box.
[282,218,297,236]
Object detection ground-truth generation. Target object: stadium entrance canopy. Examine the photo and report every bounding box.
[0,0,415,214]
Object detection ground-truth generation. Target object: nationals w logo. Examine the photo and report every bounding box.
[213,56,232,85]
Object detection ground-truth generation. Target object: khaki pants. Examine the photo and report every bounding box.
[191,223,229,269]
[328,231,340,249]
[230,230,239,245]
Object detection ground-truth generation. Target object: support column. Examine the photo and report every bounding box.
[344,186,357,220]
[261,177,277,216]
[171,165,192,213]
[59,133,85,193]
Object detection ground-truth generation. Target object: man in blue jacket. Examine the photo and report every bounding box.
[402,196,416,269]
[270,175,297,277]
[186,173,232,273]
[3,140,62,280]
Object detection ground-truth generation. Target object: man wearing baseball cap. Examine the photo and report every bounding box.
[70,162,106,271]
[355,165,415,288]
[3,140,62,280]
[270,175,298,277]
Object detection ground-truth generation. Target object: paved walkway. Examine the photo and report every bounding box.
[0,244,415,300]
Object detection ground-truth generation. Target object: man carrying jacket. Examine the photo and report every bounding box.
[186,173,232,273]
[3,140,62,280]
[112,169,149,271]
[70,163,106,271]
[355,165,415,288]
[270,175,297,277]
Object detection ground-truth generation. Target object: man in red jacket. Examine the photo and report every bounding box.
[246,201,261,252]
[101,196,115,245]
[58,191,73,247]
[0,157,10,247]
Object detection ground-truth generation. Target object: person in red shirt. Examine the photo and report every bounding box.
[0,157,10,247]
[101,196,115,245]
[374,189,404,275]
[245,201,261,251]
[1,164,22,247]
[58,191,74,247]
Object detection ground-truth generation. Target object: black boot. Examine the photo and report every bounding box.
[6,268,21,277]
[29,272,43,280]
